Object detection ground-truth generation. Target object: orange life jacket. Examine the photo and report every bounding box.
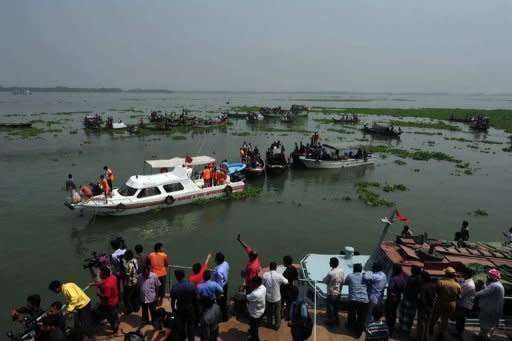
[100,178,111,193]
[202,168,211,180]
[106,168,115,181]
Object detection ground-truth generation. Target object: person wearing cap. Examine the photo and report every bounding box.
[429,267,461,340]
[236,233,261,294]
[475,268,505,340]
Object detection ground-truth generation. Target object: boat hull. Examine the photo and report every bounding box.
[265,163,289,175]
[299,157,375,169]
[71,182,245,216]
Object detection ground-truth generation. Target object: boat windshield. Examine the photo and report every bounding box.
[118,185,138,197]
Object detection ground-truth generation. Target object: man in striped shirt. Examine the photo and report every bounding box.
[365,304,389,341]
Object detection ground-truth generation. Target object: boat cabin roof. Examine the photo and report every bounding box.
[145,155,215,169]
[126,166,188,189]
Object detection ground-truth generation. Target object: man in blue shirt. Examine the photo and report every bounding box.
[198,270,224,303]
[170,269,197,341]
[363,262,387,322]
[345,263,369,338]
[213,252,229,321]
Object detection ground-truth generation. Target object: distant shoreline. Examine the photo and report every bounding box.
[0,86,173,94]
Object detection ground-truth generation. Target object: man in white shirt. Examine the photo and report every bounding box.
[455,268,475,337]
[262,261,288,330]
[247,276,266,341]
[322,257,344,326]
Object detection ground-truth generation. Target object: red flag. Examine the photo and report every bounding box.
[395,210,411,225]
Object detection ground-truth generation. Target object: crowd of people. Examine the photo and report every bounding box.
[239,142,264,169]
[66,166,115,204]
[200,161,228,188]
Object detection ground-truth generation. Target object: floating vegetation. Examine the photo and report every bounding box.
[467,144,479,149]
[231,131,251,136]
[413,168,420,172]
[357,187,394,207]
[193,185,261,206]
[231,105,259,112]
[3,127,46,138]
[383,184,408,192]
[473,209,488,216]
[53,111,92,116]
[357,181,380,188]
[367,145,460,163]
[312,118,334,124]
[503,146,512,152]
[444,137,473,143]
[389,120,460,131]
[394,160,407,166]
[5,113,25,117]
[69,130,78,135]
[426,141,436,146]
[31,119,45,124]
[327,127,353,134]
[412,131,443,136]
[259,127,311,134]
[172,135,187,140]
[309,107,346,115]
[480,140,503,145]
[341,196,352,201]
[108,108,144,113]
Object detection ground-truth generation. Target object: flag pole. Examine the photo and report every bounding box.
[365,208,398,271]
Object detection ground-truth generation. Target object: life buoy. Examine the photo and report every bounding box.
[165,196,175,205]
[224,185,233,196]
[116,203,126,212]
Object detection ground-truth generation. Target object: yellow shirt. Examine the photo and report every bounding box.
[62,282,90,312]
[436,278,461,312]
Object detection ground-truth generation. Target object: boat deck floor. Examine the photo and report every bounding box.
[91,296,510,340]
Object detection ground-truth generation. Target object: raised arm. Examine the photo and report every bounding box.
[236,233,250,250]
[205,253,212,266]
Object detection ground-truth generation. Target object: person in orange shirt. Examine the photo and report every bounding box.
[189,253,212,287]
[213,168,220,186]
[99,175,111,203]
[147,242,168,306]
[202,166,211,188]
[103,166,115,189]
[218,169,227,185]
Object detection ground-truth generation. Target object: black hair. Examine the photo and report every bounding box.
[100,267,111,277]
[192,263,201,274]
[27,294,41,307]
[372,262,384,272]
[402,225,410,230]
[68,174,72,179]
[462,220,469,227]
[154,308,167,320]
[103,166,108,170]
[392,264,402,276]
[110,238,121,250]
[154,242,163,252]
[372,304,384,321]
[269,262,277,270]
[283,255,293,266]
[48,281,61,292]
[353,263,362,273]
[50,301,63,310]
[174,269,185,280]
[203,270,211,281]
[252,276,262,287]
[135,244,143,253]
[124,250,134,260]
[463,268,474,278]
[249,250,258,261]
[329,257,339,268]
[411,265,422,276]
[215,252,225,264]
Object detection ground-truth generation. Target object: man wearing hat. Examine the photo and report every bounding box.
[430,267,461,340]
[475,268,505,340]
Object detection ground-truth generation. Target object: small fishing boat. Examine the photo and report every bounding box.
[246,112,264,122]
[280,113,294,123]
[226,112,248,119]
[127,125,140,134]
[66,156,245,216]
[227,162,246,175]
[194,114,228,128]
[290,104,309,114]
[298,144,375,169]
[469,115,490,131]
[83,114,104,129]
[332,115,359,124]
[0,122,33,128]
[361,123,402,138]
[265,142,289,175]
[246,161,265,177]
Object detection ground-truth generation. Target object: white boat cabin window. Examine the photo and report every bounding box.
[137,187,162,198]
[118,185,138,197]
[163,183,184,193]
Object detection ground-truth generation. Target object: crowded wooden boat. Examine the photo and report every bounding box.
[265,141,289,175]
[361,123,402,137]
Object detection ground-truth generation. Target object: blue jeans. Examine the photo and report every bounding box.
[326,295,340,323]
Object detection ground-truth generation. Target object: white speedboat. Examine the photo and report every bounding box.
[69,157,245,216]
[299,144,375,169]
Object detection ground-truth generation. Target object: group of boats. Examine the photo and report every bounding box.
[226,104,309,123]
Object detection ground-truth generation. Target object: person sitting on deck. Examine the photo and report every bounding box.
[400,225,413,237]
[103,166,114,189]
[355,149,363,159]
[66,174,77,192]
[236,233,262,294]
[10,294,44,323]
[454,220,470,246]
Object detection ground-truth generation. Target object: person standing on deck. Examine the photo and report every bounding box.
[147,242,168,306]
[400,225,413,237]
[430,267,461,341]
[262,261,288,330]
[170,269,197,341]
[345,263,369,338]
[454,268,475,339]
[281,255,299,321]
[236,233,262,293]
[363,262,387,322]
[103,166,114,189]
[213,252,230,321]
[66,174,77,192]
[48,280,94,341]
[322,257,344,326]
[247,276,266,341]
[475,268,505,340]
[99,175,110,203]
[385,264,406,338]
[416,271,437,341]
[198,270,224,303]
[189,253,212,287]
[398,265,422,339]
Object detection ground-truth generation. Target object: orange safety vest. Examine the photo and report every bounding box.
[213,170,220,182]
[106,168,115,181]
[100,178,111,193]
[202,168,211,180]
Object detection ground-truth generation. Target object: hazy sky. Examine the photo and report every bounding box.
[1,1,511,92]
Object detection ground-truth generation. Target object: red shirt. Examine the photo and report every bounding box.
[245,247,261,292]
[101,275,119,306]
[188,263,208,286]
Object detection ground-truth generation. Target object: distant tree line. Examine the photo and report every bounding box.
[0,86,173,93]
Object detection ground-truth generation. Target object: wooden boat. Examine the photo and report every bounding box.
[226,112,247,119]
[332,115,359,124]
[246,112,264,122]
[265,143,289,175]
[83,114,104,129]
[0,122,32,128]
[290,104,308,114]
[298,144,374,169]
[361,123,402,138]
[280,113,294,123]
[469,115,490,131]
[246,161,265,177]
[194,115,228,128]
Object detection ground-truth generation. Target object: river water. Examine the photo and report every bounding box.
[1,91,511,332]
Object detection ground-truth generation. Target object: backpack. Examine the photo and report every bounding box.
[293,300,313,339]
